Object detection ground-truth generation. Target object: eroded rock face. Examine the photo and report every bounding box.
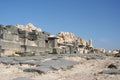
[56,32,77,44]
[56,32,88,46]
[16,23,42,32]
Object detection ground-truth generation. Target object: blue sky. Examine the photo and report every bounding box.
[0,0,120,50]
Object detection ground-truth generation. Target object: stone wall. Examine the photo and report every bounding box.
[0,39,20,50]
[0,24,51,56]
[0,23,105,56]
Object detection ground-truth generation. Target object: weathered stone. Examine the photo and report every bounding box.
[16,23,42,32]
[101,69,120,74]
[38,59,79,70]
[114,53,120,57]
[107,64,117,69]
[24,66,52,74]
[0,23,107,56]
[56,32,88,46]
[23,59,79,74]
[13,77,33,80]
[19,60,41,65]
[0,57,19,65]
[13,56,42,61]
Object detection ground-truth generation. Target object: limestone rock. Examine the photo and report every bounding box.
[56,32,88,46]
[16,23,42,32]
[56,32,77,43]
[101,69,120,74]
[13,77,33,80]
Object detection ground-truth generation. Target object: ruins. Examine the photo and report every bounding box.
[0,23,104,56]
[0,23,120,80]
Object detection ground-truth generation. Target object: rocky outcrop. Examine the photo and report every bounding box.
[56,32,88,46]
[56,32,77,44]
[16,23,42,32]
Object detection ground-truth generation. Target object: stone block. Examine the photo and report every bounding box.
[6,25,18,35]
[13,77,33,80]
[24,66,52,74]
[1,40,20,50]
[38,59,79,70]
[101,69,120,74]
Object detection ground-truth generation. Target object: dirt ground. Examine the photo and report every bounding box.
[0,56,120,80]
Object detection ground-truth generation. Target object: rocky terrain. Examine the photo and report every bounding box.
[56,32,88,46]
[0,23,119,80]
[0,53,120,80]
